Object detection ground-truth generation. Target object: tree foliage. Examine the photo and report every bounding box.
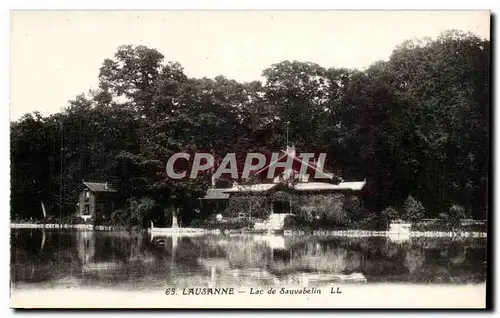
[10,30,489,226]
[111,197,155,228]
[403,195,425,223]
[381,206,400,222]
[440,204,468,231]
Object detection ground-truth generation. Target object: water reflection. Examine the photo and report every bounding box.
[10,229,486,290]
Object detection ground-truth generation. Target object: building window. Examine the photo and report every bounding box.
[83,205,90,215]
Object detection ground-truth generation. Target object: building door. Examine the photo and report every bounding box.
[272,201,290,214]
[271,191,292,214]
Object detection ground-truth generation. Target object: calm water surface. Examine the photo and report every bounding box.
[10,229,486,290]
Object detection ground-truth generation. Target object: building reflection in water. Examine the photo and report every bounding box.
[76,230,96,264]
[193,234,368,286]
[10,229,487,289]
[75,230,124,273]
[388,232,410,244]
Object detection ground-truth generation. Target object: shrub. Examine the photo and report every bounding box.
[111,197,155,229]
[439,204,468,231]
[344,195,362,221]
[225,195,271,219]
[403,195,425,223]
[61,215,90,224]
[283,215,314,232]
[412,219,448,232]
[354,213,388,231]
[94,214,114,226]
[283,214,296,229]
[219,218,255,230]
[449,204,467,219]
[296,193,350,225]
[381,206,400,222]
[412,218,486,232]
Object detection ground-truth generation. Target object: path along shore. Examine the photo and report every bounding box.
[10,223,487,238]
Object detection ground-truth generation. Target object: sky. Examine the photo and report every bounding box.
[9,10,490,121]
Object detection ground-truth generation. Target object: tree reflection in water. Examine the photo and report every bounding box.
[10,229,487,290]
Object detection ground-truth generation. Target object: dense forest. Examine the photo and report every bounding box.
[10,30,489,226]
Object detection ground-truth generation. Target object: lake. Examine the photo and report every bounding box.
[10,229,487,292]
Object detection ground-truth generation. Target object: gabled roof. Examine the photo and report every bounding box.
[292,181,366,191]
[245,146,343,184]
[203,189,230,200]
[223,183,277,193]
[209,180,366,194]
[202,147,364,198]
[83,181,117,193]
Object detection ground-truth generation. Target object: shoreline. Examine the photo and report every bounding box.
[10,223,487,238]
[10,223,113,230]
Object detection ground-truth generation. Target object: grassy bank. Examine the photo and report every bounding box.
[10,216,134,231]
[10,223,116,230]
[11,214,488,235]
[282,229,486,238]
[282,214,487,233]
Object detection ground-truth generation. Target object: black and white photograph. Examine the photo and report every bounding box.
[8,10,490,308]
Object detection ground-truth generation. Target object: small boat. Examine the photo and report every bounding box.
[149,221,220,236]
[221,228,285,236]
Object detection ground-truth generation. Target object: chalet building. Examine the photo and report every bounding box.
[202,146,366,230]
[77,181,118,220]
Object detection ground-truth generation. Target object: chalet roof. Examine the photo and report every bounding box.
[203,189,230,200]
[210,180,366,194]
[293,181,366,191]
[83,181,117,193]
[246,146,343,184]
[223,183,277,193]
[203,146,364,198]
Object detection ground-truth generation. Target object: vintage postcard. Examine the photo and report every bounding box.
[9,10,490,309]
